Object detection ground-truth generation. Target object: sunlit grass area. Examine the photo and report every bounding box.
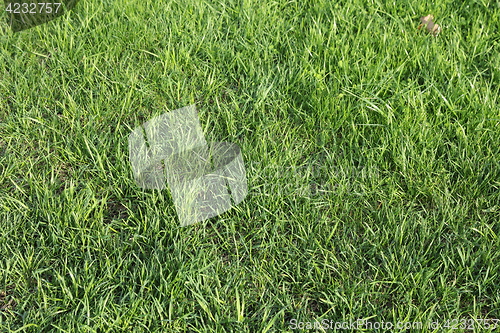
[1,0,499,331]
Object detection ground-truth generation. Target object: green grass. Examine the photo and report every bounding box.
[1,0,499,331]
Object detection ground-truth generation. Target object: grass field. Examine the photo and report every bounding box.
[1,0,499,331]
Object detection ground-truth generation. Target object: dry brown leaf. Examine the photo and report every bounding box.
[419,14,441,36]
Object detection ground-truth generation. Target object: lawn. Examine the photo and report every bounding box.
[1,0,499,331]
